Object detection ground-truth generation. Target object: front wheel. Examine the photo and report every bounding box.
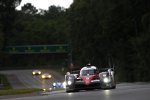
[111,85,116,89]
[66,89,73,93]
[66,86,79,93]
[66,89,79,93]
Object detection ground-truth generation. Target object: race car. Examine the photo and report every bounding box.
[99,68,116,89]
[65,64,101,92]
[65,64,116,92]
[52,82,65,89]
[41,73,52,79]
[32,70,42,75]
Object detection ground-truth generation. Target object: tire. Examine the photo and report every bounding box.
[66,89,79,93]
[111,85,116,89]
[66,86,73,93]
[66,89,72,93]
[66,87,78,92]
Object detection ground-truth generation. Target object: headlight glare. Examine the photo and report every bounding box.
[103,78,109,83]
[53,83,56,86]
[48,75,51,78]
[68,81,72,85]
[42,75,45,78]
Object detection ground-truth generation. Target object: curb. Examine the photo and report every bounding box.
[41,90,65,95]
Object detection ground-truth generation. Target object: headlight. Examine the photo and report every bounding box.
[49,88,52,91]
[43,88,46,91]
[103,78,109,83]
[42,75,45,78]
[32,72,35,75]
[38,72,41,74]
[53,83,56,87]
[48,75,51,78]
[68,81,72,85]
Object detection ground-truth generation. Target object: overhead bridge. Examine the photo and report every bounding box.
[5,44,70,54]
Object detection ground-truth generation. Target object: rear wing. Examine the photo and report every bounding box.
[99,68,114,72]
[70,67,81,74]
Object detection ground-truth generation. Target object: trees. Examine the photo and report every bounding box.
[21,3,38,15]
[5,5,70,67]
[69,0,150,81]
[1,0,150,81]
[10,5,68,45]
[0,0,21,48]
[0,0,21,67]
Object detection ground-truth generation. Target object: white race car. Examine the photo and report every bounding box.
[99,68,116,89]
[65,65,100,92]
[65,65,116,92]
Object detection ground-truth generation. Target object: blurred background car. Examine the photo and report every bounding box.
[32,70,41,75]
[41,73,52,79]
[52,82,65,89]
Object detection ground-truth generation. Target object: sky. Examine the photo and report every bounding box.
[16,0,73,10]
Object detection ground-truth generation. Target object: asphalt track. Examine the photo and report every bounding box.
[0,69,64,89]
[0,70,150,100]
[1,83,150,100]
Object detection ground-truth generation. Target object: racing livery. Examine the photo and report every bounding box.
[65,64,116,92]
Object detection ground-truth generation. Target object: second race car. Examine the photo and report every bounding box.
[41,73,52,79]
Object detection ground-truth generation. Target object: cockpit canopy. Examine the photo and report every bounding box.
[80,66,98,76]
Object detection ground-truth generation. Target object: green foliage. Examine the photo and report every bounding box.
[0,0,22,47]
[0,0,22,68]
[0,24,4,50]
[1,0,150,82]
[69,0,150,81]
[21,3,38,15]
[8,5,69,46]
[3,5,69,68]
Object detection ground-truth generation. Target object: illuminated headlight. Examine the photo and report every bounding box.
[49,88,52,91]
[43,88,46,91]
[53,83,56,87]
[42,75,45,78]
[32,72,35,75]
[48,75,51,78]
[68,81,72,85]
[38,72,41,74]
[103,78,109,83]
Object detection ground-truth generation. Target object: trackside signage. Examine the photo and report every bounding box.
[5,44,69,54]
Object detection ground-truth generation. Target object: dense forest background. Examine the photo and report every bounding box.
[0,0,150,82]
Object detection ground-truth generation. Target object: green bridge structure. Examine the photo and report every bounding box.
[5,44,70,54]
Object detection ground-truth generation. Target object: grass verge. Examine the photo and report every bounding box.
[0,88,41,96]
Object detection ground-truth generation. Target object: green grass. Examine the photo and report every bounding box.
[0,88,41,96]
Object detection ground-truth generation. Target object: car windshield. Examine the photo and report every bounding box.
[81,69,96,76]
